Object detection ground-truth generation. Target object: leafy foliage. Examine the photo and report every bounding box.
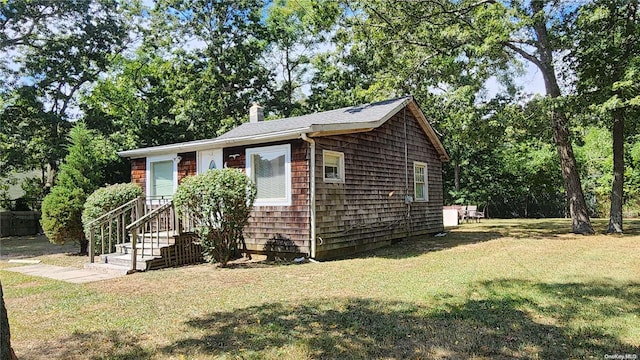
[41,185,86,246]
[1,0,133,194]
[40,123,114,254]
[82,183,143,229]
[3,0,639,225]
[0,87,69,180]
[264,0,340,116]
[173,169,256,266]
[568,0,640,232]
[82,183,143,252]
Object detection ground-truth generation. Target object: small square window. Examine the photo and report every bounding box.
[414,162,428,202]
[323,150,345,183]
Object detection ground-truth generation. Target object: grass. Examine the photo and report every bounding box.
[1,218,639,359]
[0,234,81,267]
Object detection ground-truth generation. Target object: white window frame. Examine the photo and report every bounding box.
[146,154,179,200]
[323,150,345,183]
[197,148,224,174]
[413,161,428,202]
[245,144,292,206]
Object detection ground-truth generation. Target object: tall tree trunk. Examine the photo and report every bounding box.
[44,162,57,195]
[530,0,594,234]
[606,1,636,234]
[607,110,624,233]
[550,109,594,234]
[454,162,460,192]
[1,281,17,360]
[79,235,89,256]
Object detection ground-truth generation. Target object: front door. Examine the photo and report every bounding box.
[198,149,224,173]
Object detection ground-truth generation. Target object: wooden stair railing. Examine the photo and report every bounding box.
[85,195,198,272]
[125,200,179,272]
[86,197,144,262]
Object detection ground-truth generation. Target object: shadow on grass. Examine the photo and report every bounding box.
[17,330,152,360]
[360,230,504,260]
[162,281,640,359]
[476,219,573,239]
[481,218,640,237]
[0,234,78,260]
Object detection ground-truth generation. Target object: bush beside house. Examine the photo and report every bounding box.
[173,168,256,266]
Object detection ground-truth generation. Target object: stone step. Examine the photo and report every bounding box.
[84,262,131,275]
[99,253,159,271]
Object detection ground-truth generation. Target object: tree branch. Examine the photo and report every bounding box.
[504,41,543,70]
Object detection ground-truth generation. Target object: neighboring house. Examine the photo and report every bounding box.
[118,96,449,259]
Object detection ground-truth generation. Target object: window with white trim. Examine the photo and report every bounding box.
[246,144,291,206]
[146,155,179,200]
[414,162,428,202]
[323,150,345,183]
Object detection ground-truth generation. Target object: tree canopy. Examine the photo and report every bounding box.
[1,0,639,234]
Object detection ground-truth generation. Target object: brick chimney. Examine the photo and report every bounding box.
[249,103,264,123]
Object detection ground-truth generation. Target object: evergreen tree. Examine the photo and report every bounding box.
[41,123,113,255]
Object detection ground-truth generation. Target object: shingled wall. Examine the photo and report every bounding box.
[225,140,311,257]
[313,108,444,258]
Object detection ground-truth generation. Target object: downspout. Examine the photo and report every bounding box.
[404,107,411,237]
[301,133,316,259]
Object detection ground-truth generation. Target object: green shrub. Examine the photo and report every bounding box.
[173,168,256,266]
[82,183,143,227]
[82,183,143,252]
[41,185,86,245]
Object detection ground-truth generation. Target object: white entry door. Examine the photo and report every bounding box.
[198,149,224,174]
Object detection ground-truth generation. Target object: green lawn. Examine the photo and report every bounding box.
[1,219,639,359]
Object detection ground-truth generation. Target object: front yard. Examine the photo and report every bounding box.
[1,219,639,359]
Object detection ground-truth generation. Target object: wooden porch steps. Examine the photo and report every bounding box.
[86,196,202,273]
[115,239,174,257]
[96,233,204,272]
[98,253,156,271]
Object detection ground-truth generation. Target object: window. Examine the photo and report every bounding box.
[414,162,428,201]
[146,155,178,200]
[246,144,291,206]
[323,150,345,183]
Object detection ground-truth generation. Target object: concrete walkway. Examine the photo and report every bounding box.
[4,264,125,283]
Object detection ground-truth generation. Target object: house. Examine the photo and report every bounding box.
[118,96,449,259]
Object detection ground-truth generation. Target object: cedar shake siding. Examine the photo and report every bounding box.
[225,140,311,257]
[177,152,197,183]
[314,110,444,259]
[131,158,146,194]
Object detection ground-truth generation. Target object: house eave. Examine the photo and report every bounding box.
[215,128,308,148]
[117,139,222,159]
[118,129,310,159]
[406,101,450,162]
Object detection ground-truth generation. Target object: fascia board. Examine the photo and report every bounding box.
[118,129,310,159]
[407,101,450,161]
[117,139,222,159]
[212,129,307,148]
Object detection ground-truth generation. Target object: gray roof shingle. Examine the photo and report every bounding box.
[216,96,411,141]
[118,95,448,161]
